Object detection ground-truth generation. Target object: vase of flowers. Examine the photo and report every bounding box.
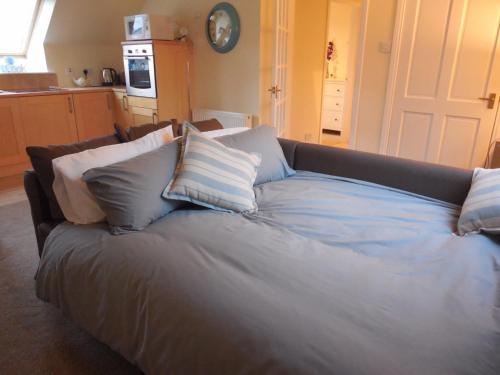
[326,40,338,79]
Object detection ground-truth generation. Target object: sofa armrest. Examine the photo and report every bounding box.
[293,143,473,206]
[24,170,61,257]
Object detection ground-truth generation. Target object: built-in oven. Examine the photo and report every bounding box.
[123,43,157,98]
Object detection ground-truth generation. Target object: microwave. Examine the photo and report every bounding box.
[124,14,177,41]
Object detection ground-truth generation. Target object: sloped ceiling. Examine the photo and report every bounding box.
[45,0,146,44]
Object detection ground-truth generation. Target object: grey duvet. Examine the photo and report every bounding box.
[36,171,500,375]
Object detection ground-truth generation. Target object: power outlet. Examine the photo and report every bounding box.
[64,67,72,75]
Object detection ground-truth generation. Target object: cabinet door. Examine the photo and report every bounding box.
[129,106,159,126]
[0,98,27,167]
[20,95,79,147]
[113,91,134,129]
[73,92,115,140]
[154,43,192,122]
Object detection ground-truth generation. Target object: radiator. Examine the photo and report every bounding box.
[192,109,252,129]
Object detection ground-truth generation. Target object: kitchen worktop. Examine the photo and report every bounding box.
[0,85,126,98]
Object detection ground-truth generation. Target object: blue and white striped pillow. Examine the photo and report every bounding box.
[163,127,261,213]
[458,168,500,235]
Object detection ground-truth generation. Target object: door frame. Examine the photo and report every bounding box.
[346,0,370,149]
[258,0,296,138]
[378,0,409,154]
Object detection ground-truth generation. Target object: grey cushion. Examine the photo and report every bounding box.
[83,140,183,235]
[217,125,295,185]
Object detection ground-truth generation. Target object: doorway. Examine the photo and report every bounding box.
[320,0,362,148]
[261,0,368,147]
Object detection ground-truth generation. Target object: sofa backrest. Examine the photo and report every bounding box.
[279,140,473,206]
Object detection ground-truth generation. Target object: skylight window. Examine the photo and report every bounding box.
[0,0,40,56]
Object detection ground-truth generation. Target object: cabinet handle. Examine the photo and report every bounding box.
[106,94,112,111]
[152,112,158,124]
[122,95,129,111]
[67,97,73,114]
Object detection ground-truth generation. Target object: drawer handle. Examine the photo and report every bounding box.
[122,96,129,111]
[67,97,73,114]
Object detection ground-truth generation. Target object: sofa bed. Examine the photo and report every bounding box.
[24,125,500,374]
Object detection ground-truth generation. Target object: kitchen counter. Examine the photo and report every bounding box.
[0,85,126,98]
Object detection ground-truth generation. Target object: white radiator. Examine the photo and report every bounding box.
[192,109,252,129]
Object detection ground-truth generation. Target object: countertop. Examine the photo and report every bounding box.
[0,85,126,98]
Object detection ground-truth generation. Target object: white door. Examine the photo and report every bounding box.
[271,0,291,137]
[381,0,500,168]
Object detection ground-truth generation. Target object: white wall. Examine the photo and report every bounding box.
[288,0,328,142]
[43,0,145,86]
[326,1,357,81]
[142,0,261,122]
[353,0,397,152]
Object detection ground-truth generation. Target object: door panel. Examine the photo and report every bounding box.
[406,0,451,98]
[450,0,499,100]
[20,95,79,147]
[0,98,26,166]
[113,92,134,129]
[439,115,479,167]
[397,112,432,160]
[73,92,115,141]
[384,0,500,168]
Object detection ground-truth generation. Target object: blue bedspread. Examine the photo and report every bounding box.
[37,171,500,375]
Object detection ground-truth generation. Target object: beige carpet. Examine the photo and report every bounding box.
[0,200,142,375]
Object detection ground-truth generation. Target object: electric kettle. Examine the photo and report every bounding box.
[102,68,118,86]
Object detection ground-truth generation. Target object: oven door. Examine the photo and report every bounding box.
[124,55,157,98]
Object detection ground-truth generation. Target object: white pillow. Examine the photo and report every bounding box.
[52,126,174,224]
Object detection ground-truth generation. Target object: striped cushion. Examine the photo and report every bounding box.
[457,168,500,235]
[163,127,261,213]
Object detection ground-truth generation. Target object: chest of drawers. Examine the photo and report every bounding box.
[321,80,346,132]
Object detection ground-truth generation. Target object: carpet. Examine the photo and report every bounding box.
[0,200,142,375]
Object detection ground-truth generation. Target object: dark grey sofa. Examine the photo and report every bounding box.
[25,139,473,257]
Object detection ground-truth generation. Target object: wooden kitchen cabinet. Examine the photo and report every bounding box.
[129,106,159,126]
[113,91,134,128]
[73,92,115,140]
[20,94,79,147]
[153,40,192,122]
[0,98,27,168]
[0,89,119,180]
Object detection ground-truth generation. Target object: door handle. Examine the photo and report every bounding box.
[478,93,496,109]
[268,85,282,96]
